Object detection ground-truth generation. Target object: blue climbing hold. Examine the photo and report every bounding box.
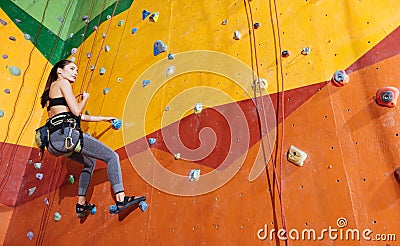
[103,87,110,94]
[153,40,167,56]
[142,79,150,87]
[148,138,156,145]
[0,19,7,26]
[142,10,151,20]
[139,201,148,212]
[111,119,122,130]
[109,204,117,213]
[168,53,175,60]
[0,110,4,117]
[131,28,138,34]
[4,89,10,94]
[90,206,97,215]
[2,54,8,59]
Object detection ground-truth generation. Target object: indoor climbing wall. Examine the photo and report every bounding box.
[1,0,400,245]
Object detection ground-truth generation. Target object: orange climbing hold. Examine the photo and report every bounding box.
[331,70,349,87]
[375,86,399,108]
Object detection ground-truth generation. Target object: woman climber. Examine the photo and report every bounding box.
[40,59,145,217]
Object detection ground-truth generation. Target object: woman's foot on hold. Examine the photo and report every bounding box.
[115,196,146,212]
[76,202,96,218]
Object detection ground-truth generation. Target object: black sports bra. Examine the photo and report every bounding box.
[47,97,68,111]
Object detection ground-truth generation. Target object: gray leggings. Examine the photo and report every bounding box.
[48,127,124,196]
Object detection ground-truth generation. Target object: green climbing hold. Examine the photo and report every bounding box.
[54,212,62,221]
[68,174,75,184]
[9,66,21,76]
[118,20,124,26]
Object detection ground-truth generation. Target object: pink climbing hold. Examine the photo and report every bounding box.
[0,19,7,26]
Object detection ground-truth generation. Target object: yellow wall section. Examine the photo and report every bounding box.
[0,8,53,146]
[1,0,399,149]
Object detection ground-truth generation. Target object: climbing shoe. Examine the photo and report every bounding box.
[76,202,96,218]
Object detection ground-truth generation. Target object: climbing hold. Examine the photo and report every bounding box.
[34,162,41,169]
[70,57,76,62]
[102,33,106,38]
[2,54,8,59]
[103,87,110,94]
[189,169,200,182]
[0,110,3,118]
[174,153,181,160]
[117,77,123,83]
[35,173,44,180]
[93,25,98,30]
[148,138,156,145]
[139,201,148,212]
[44,197,49,205]
[106,15,111,20]
[331,70,349,87]
[252,78,268,91]
[24,34,31,40]
[68,33,74,39]
[9,36,16,41]
[85,19,90,24]
[142,79,151,87]
[301,47,311,55]
[82,15,88,21]
[287,145,307,166]
[28,187,36,196]
[0,19,7,26]
[118,20,124,26]
[111,119,122,130]
[26,231,34,240]
[68,174,75,184]
[375,87,399,108]
[54,212,61,221]
[85,110,90,115]
[168,53,175,60]
[9,66,21,76]
[57,16,64,23]
[15,18,21,23]
[71,48,77,55]
[153,40,167,56]
[149,12,159,22]
[233,30,241,40]
[222,19,228,25]
[253,22,260,29]
[166,66,174,77]
[90,65,95,71]
[105,45,111,52]
[86,52,91,58]
[4,89,10,94]
[142,10,151,20]
[194,102,203,114]
[165,105,170,111]
[131,28,138,34]
[394,167,400,184]
[99,67,106,75]
[282,50,290,58]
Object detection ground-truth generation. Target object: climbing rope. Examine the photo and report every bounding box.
[245,0,288,243]
[75,0,97,66]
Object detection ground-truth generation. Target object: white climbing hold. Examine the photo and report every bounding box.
[117,77,123,83]
[105,45,111,52]
[174,153,181,160]
[100,67,106,75]
[301,47,311,55]
[28,187,36,196]
[34,162,42,169]
[106,15,111,20]
[194,102,203,114]
[70,57,76,62]
[26,231,34,240]
[102,33,106,38]
[86,52,91,58]
[165,105,170,111]
[166,66,174,77]
[189,169,200,182]
[35,173,44,180]
[287,145,308,166]
[44,197,49,205]
[222,19,228,25]
[252,78,268,91]
[149,12,159,22]
[68,33,74,39]
[23,33,31,40]
[90,65,95,71]
[233,30,241,40]
[71,48,77,55]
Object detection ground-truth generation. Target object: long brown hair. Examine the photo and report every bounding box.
[40,60,73,108]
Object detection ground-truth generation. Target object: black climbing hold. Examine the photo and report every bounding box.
[253,22,260,29]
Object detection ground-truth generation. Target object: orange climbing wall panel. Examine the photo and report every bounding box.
[1,0,400,245]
